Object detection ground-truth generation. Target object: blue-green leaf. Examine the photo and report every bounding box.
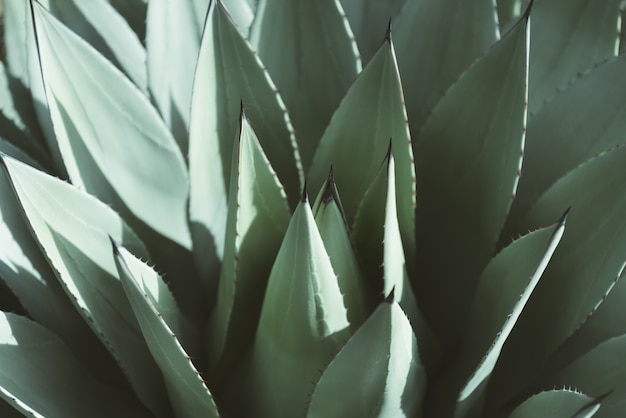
[0,312,152,418]
[250,0,361,167]
[245,197,350,418]
[114,244,220,418]
[508,390,599,418]
[412,13,528,348]
[307,298,426,418]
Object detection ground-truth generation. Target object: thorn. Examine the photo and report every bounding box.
[239,100,245,121]
[109,235,120,255]
[523,0,535,19]
[385,18,392,42]
[558,207,571,226]
[322,169,336,204]
[301,181,309,203]
[384,286,396,303]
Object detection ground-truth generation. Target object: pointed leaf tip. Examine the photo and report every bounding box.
[302,182,309,203]
[559,207,572,226]
[109,236,120,255]
[385,19,392,42]
[523,0,535,19]
[384,287,396,303]
[571,390,612,418]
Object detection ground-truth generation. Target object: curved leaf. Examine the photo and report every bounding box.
[188,0,303,283]
[308,35,416,260]
[250,0,361,167]
[307,298,426,418]
[488,145,626,414]
[394,0,499,131]
[0,312,151,418]
[508,390,598,418]
[1,156,172,417]
[313,169,369,330]
[503,55,626,237]
[221,0,254,34]
[245,197,350,418]
[412,13,528,348]
[207,112,290,378]
[114,244,220,418]
[32,2,191,250]
[146,0,207,150]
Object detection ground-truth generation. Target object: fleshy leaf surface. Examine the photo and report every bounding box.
[207,112,290,377]
[412,13,528,348]
[32,2,191,249]
[307,299,426,418]
[394,0,499,131]
[1,156,171,416]
[250,0,361,167]
[488,145,626,414]
[188,0,303,282]
[508,390,598,418]
[245,198,350,418]
[114,244,221,418]
[0,312,151,418]
[308,36,416,260]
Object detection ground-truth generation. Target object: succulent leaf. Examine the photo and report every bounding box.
[108,0,148,40]
[313,169,369,330]
[146,0,207,150]
[0,312,152,418]
[221,0,255,34]
[1,155,171,416]
[307,298,426,418]
[250,0,361,167]
[308,36,416,261]
[207,111,291,378]
[527,0,621,113]
[489,145,626,414]
[413,12,528,348]
[394,0,499,132]
[245,198,350,418]
[508,390,598,418]
[114,244,220,418]
[188,0,303,283]
[32,2,192,250]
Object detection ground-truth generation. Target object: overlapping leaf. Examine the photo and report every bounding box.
[245,197,350,417]
[307,298,426,418]
[0,312,152,418]
[250,0,361,167]
[114,244,220,418]
[412,13,528,348]
[508,390,600,418]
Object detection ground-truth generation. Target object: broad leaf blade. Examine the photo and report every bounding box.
[245,198,350,418]
[527,0,621,114]
[146,0,208,150]
[222,0,254,34]
[308,36,416,260]
[250,0,361,167]
[0,312,151,418]
[207,112,290,378]
[508,390,597,418]
[413,14,528,348]
[488,146,626,414]
[109,0,148,40]
[307,299,426,418]
[1,156,171,417]
[114,245,220,418]
[189,0,303,283]
[33,3,191,250]
[394,0,499,132]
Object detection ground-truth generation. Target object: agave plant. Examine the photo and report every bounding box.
[0,0,624,417]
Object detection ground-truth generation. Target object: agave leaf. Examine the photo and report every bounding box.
[508,390,598,418]
[313,169,369,330]
[308,34,416,261]
[108,0,148,40]
[527,0,621,113]
[503,54,626,239]
[189,0,303,283]
[394,0,499,132]
[307,297,426,418]
[113,244,220,418]
[45,0,148,93]
[1,156,172,417]
[412,12,528,349]
[0,157,121,383]
[429,217,566,418]
[222,0,254,34]
[340,0,406,64]
[32,2,192,250]
[0,312,152,418]
[250,0,361,167]
[146,0,208,150]
[496,0,524,32]
[245,196,350,418]
[488,145,626,414]
[207,112,290,378]
[352,150,439,374]
[543,335,626,418]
